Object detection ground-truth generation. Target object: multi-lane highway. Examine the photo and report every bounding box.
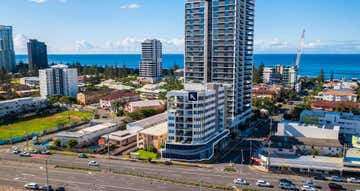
[0,149,359,191]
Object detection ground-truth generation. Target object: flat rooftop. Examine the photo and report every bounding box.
[77,122,117,134]
[270,155,343,170]
[102,129,138,142]
[129,100,164,107]
[127,112,167,129]
[139,122,167,136]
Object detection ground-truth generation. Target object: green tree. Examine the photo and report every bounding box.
[67,139,78,149]
[253,63,264,84]
[0,67,11,84]
[311,148,319,156]
[318,69,325,83]
[53,139,61,147]
[330,71,334,82]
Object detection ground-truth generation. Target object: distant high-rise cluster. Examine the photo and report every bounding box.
[27,39,48,75]
[39,64,78,98]
[0,25,16,72]
[139,39,162,83]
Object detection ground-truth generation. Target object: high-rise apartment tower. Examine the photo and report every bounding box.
[184,0,255,128]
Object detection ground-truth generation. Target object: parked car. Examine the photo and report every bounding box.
[328,183,346,190]
[328,176,344,182]
[29,149,39,154]
[233,178,249,185]
[279,182,297,190]
[19,152,31,157]
[346,177,360,184]
[301,185,317,191]
[78,153,88,158]
[301,180,321,189]
[39,184,53,191]
[40,150,50,155]
[88,161,99,167]
[280,179,293,184]
[55,186,65,191]
[256,180,273,187]
[313,175,326,181]
[24,182,39,190]
[12,150,21,154]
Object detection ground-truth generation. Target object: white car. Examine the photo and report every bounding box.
[328,176,344,182]
[256,180,272,187]
[233,178,249,185]
[301,185,317,191]
[301,180,318,188]
[88,161,99,167]
[24,182,39,190]
[347,177,360,183]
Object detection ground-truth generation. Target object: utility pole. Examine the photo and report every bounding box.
[241,149,244,165]
[107,134,110,160]
[249,140,252,158]
[267,117,272,169]
[45,159,49,188]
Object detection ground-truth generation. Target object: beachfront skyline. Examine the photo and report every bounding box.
[1,0,359,54]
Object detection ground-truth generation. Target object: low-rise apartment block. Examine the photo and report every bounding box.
[137,122,167,151]
[19,77,40,87]
[125,100,165,113]
[77,89,113,105]
[0,97,48,118]
[99,91,139,110]
[300,110,360,137]
[316,89,357,102]
[54,122,119,146]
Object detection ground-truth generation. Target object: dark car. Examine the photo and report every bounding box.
[314,175,326,180]
[39,184,54,191]
[78,153,88,158]
[55,186,65,191]
[280,179,293,184]
[328,183,346,190]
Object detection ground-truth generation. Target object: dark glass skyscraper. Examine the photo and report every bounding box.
[27,39,48,74]
[0,25,16,72]
[185,0,255,128]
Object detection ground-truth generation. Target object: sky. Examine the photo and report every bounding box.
[1,0,359,54]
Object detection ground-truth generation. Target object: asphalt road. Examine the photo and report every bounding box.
[0,150,359,191]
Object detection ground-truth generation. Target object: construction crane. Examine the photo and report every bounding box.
[295,29,305,71]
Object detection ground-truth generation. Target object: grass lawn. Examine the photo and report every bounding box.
[136,150,158,160]
[0,110,93,140]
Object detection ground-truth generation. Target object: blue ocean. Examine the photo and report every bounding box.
[16,54,360,80]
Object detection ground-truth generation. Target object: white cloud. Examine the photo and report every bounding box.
[254,38,360,53]
[72,38,183,53]
[14,34,29,54]
[29,0,47,3]
[28,0,67,3]
[120,3,141,9]
[75,40,96,51]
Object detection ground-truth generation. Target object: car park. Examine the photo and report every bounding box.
[88,161,99,166]
[256,180,273,187]
[24,182,39,190]
[233,178,249,185]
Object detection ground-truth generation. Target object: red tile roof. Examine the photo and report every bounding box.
[101,91,138,101]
